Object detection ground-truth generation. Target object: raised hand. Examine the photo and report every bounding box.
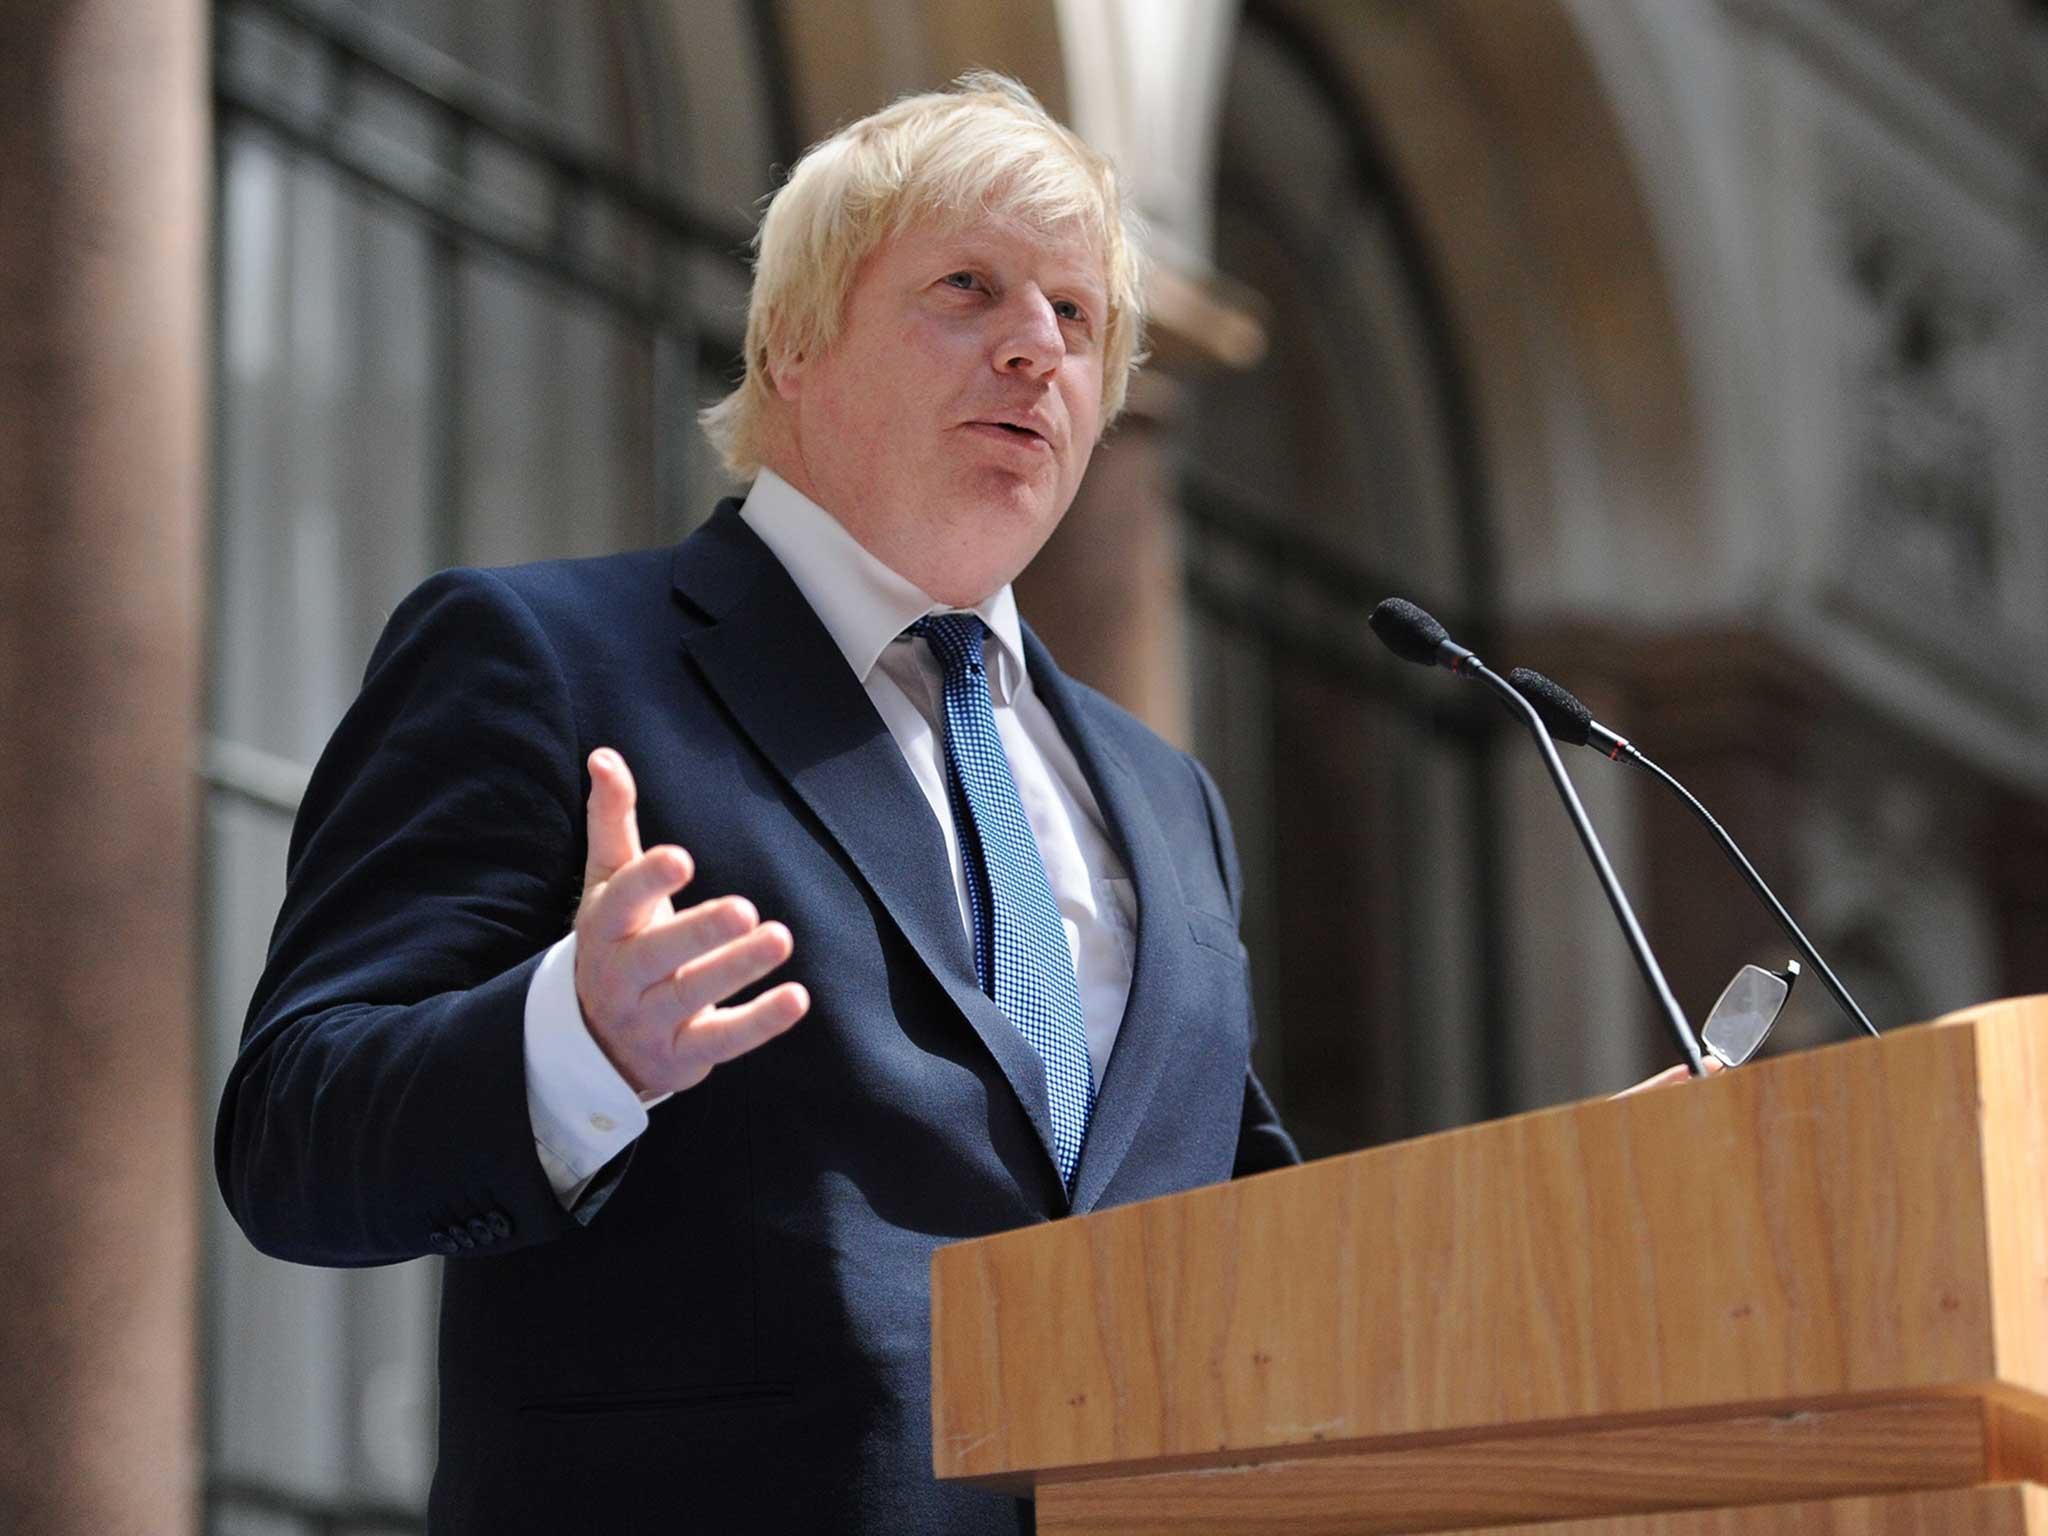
[572,747,809,1096]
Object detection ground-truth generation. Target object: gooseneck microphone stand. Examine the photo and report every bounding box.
[1370,599,1707,1076]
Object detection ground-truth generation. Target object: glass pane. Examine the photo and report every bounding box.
[357,0,616,158]
[455,260,659,564]
[212,1506,313,1536]
[214,135,438,763]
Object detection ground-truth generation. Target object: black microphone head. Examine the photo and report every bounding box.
[1369,598,1449,667]
[1507,667,1594,747]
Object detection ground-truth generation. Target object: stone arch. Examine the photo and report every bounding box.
[1254,0,1710,624]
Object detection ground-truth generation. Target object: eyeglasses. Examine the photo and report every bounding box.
[1701,960,1802,1067]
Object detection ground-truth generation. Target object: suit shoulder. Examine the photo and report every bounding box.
[384,545,679,655]
[471,545,677,621]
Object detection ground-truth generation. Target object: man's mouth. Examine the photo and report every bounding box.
[970,420,1048,446]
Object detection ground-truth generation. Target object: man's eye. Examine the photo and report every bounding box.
[942,271,979,291]
[1053,300,1088,324]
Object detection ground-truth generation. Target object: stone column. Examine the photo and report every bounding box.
[0,3,208,1531]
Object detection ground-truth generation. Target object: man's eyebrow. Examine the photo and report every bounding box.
[934,237,1106,293]
[1036,263,1108,305]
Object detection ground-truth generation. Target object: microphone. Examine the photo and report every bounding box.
[1501,668,1628,759]
[1507,667,1880,1041]
[1369,599,1707,1075]
[1367,597,1478,673]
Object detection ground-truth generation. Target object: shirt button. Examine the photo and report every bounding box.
[590,1112,616,1133]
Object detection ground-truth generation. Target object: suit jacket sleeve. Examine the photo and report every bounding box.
[1190,757,1302,1177]
[215,566,593,1266]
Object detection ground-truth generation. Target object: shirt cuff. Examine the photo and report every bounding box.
[524,931,669,1206]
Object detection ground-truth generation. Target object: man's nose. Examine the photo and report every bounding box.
[992,288,1063,376]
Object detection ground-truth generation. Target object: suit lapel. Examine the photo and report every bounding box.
[1022,631,1201,1215]
[670,508,1063,1183]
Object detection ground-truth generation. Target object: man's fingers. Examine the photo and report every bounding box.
[654,922,795,1026]
[582,748,645,889]
[584,845,695,942]
[620,895,760,993]
[676,983,810,1069]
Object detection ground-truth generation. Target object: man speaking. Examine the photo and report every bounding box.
[217,72,1296,1533]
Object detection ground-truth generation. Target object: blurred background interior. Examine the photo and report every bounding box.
[2,0,2045,1530]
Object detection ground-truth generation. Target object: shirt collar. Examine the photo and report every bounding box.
[738,468,1029,701]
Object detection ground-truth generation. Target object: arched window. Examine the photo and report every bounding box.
[1183,4,1509,1158]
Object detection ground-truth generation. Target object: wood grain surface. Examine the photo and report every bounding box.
[1031,1399,2000,1535]
[1455,1482,2048,1536]
[1977,1004,2048,1403]
[932,997,2048,1486]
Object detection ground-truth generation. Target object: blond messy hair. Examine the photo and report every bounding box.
[699,71,1148,479]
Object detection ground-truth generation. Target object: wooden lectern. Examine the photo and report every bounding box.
[930,995,2048,1533]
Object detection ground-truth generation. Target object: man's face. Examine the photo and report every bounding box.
[769,214,1109,606]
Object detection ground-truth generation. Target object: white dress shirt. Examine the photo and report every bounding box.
[524,469,1136,1205]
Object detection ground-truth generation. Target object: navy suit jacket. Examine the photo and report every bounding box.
[216,500,1297,1533]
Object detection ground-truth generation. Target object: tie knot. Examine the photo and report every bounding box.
[910,613,988,678]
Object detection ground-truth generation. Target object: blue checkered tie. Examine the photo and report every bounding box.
[911,614,1094,1189]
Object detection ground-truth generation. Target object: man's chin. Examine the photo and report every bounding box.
[952,463,1068,526]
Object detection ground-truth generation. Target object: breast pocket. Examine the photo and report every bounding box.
[1184,904,1246,962]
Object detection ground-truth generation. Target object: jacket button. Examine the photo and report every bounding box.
[428,1230,458,1257]
[486,1210,512,1238]
[466,1216,494,1247]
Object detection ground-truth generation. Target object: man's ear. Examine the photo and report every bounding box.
[766,348,805,401]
